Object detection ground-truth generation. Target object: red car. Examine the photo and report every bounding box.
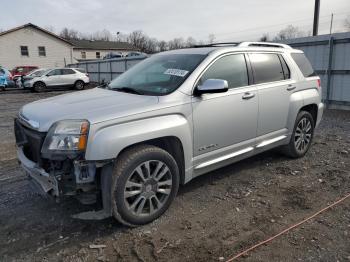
[11,66,38,81]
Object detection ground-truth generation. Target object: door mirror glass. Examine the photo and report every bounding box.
[196,79,228,95]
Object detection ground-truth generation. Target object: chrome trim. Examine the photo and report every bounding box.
[195,147,254,169]
[256,135,287,148]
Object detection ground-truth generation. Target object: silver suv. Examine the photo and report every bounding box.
[23,68,89,92]
[15,42,323,226]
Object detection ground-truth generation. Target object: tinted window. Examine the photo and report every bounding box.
[279,55,290,79]
[291,53,316,77]
[200,54,248,89]
[62,69,75,75]
[250,53,285,84]
[47,69,62,76]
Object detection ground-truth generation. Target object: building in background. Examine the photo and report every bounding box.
[69,39,138,61]
[0,23,73,69]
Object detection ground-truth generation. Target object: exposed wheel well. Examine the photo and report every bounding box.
[300,104,318,124]
[117,136,186,184]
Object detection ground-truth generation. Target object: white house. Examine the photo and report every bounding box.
[69,39,138,61]
[0,23,74,69]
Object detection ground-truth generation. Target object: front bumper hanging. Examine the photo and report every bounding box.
[17,146,59,197]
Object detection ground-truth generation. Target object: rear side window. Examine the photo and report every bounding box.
[291,53,316,77]
[249,53,285,84]
[200,54,249,89]
[75,68,86,73]
[62,69,75,75]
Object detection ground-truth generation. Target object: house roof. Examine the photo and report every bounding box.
[0,23,74,45]
[69,39,136,51]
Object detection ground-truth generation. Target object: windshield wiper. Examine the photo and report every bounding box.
[112,87,144,95]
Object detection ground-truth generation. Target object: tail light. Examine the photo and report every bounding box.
[317,78,321,88]
[85,73,89,77]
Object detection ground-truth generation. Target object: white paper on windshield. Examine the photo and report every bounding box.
[164,68,189,77]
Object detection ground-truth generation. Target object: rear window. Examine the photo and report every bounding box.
[75,68,86,73]
[249,53,285,84]
[291,53,316,77]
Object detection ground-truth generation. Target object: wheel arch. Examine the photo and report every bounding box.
[115,136,186,185]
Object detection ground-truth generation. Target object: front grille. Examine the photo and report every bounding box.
[14,118,46,165]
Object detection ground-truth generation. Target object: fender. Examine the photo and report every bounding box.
[286,91,304,137]
[85,114,193,176]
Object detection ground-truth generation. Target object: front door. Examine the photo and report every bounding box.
[192,53,258,170]
[45,69,63,87]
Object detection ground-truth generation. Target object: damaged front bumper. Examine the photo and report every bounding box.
[17,146,59,197]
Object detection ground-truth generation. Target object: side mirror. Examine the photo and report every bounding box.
[196,79,228,95]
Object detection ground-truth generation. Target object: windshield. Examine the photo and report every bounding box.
[107,53,206,95]
[31,69,49,77]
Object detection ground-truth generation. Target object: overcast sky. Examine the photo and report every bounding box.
[1,0,349,41]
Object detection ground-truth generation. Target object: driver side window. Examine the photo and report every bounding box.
[200,54,249,89]
[47,69,61,76]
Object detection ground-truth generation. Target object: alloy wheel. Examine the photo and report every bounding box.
[294,117,312,153]
[123,160,173,217]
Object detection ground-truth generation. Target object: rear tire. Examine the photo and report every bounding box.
[282,111,315,158]
[33,82,46,93]
[111,145,179,226]
[74,80,85,90]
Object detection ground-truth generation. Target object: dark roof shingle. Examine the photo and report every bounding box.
[69,39,136,50]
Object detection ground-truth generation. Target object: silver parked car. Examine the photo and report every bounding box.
[15,42,323,226]
[23,68,89,92]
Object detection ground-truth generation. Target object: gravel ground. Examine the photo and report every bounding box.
[0,89,349,262]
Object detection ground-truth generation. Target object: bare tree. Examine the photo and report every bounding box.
[158,40,168,52]
[60,27,79,40]
[208,34,216,44]
[273,25,306,41]
[259,33,269,42]
[186,37,197,47]
[168,38,185,50]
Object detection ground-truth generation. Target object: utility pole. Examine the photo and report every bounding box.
[313,0,321,36]
[329,13,334,35]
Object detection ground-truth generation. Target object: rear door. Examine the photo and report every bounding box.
[61,68,77,86]
[45,69,63,87]
[249,53,294,140]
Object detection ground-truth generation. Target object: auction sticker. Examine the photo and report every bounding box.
[164,68,189,77]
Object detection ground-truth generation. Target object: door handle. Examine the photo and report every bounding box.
[287,85,296,91]
[242,92,255,100]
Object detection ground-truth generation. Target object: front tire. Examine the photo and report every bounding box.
[33,82,46,92]
[111,145,179,226]
[282,111,315,158]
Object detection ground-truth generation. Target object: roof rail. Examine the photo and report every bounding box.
[193,42,239,48]
[238,42,292,49]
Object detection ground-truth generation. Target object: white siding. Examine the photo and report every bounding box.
[73,49,130,60]
[0,27,73,69]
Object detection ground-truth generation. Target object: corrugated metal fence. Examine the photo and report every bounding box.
[69,32,350,108]
[283,32,350,108]
[68,56,146,83]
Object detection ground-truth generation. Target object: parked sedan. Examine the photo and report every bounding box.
[23,68,90,92]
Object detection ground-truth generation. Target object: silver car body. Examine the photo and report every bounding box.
[23,68,89,89]
[18,42,323,191]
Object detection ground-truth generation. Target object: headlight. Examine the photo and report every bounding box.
[42,120,89,153]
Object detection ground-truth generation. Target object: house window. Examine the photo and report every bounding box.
[20,46,29,56]
[81,51,86,59]
[38,46,46,56]
[96,52,101,59]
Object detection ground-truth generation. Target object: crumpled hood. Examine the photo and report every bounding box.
[20,88,159,131]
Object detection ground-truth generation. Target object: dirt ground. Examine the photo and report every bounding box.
[0,89,349,262]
